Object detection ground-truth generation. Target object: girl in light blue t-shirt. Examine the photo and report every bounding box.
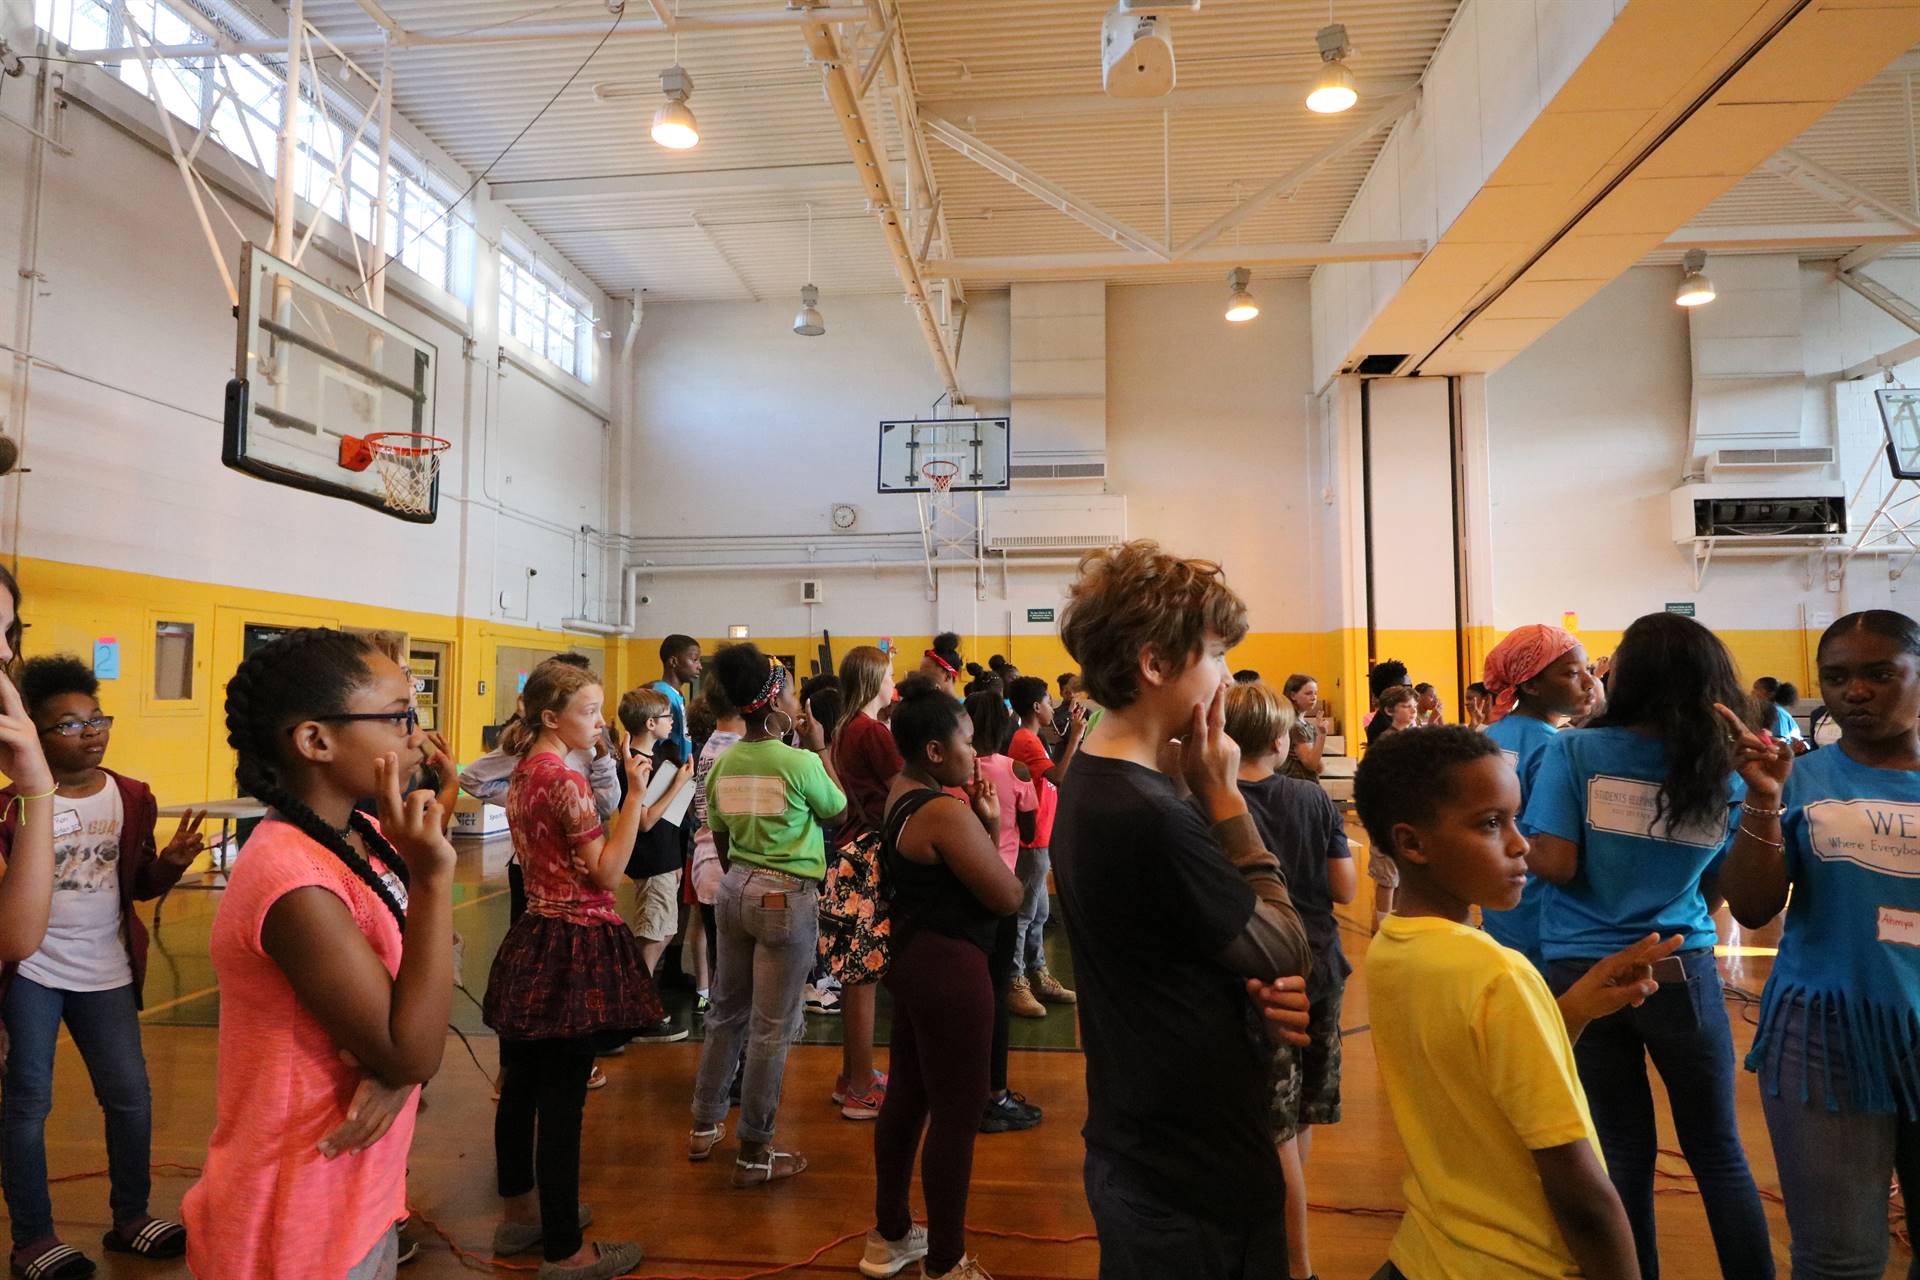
[1722,609,1920,1278]
[1522,612,1773,1280]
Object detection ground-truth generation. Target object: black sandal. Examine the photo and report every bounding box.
[9,1242,95,1280]
[101,1218,187,1260]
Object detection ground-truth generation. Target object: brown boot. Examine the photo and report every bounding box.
[1008,975,1047,1018]
[1033,968,1077,1004]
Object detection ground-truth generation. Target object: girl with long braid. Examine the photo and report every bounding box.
[482,661,655,1279]
[180,629,456,1280]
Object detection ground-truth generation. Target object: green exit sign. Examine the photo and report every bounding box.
[1027,607,1056,623]
[1666,602,1696,617]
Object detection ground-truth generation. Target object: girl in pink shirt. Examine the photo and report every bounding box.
[961,692,1040,1134]
[182,628,456,1280]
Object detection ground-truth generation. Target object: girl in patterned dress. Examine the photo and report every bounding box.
[482,662,658,1279]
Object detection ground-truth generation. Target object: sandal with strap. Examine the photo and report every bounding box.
[688,1123,725,1162]
[10,1242,95,1280]
[102,1218,186,1261]
[731,1148,807,1188]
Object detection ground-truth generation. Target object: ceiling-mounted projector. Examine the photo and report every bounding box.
[1102,2,1186,98]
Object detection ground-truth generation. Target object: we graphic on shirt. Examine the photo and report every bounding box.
[1806,800,1920,879]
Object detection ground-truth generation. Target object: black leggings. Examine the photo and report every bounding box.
[495,1038,594,1262]
[988,913,1016,1094]
[509,862,527,924]
[874,929,994,1274]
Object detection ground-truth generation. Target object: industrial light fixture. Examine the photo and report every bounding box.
[651,7,699,150]
[1306,20,1357,114]
[651,65,699,149]
[1675,249,1716,307]
[793,204,826,336]
[1225,267,1259,322]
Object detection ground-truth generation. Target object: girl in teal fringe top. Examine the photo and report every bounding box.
[1722,608,1920,1280]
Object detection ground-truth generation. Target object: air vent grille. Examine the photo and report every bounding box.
[1010,462,1108,480]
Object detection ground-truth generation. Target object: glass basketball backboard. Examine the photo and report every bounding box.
[1878,387,1920,480]
[876,418,1011,494]
[223,242,441,522]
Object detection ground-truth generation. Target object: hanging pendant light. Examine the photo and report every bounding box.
[794,204,826,336]
[651,9,699,150]
[1674,249,1716,307]
[1225,267,1259,322]
[1306,10,1357,114]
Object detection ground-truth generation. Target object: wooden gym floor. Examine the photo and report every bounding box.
[35,834,1905,1279]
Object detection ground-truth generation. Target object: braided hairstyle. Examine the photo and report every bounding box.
[224,627,410,927]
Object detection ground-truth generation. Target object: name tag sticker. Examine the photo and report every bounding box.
[379,870,409,913]
[1880,905,1920,947]
[51,809,81,840]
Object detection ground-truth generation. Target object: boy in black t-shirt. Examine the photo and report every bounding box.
[1051,540,1314,1280]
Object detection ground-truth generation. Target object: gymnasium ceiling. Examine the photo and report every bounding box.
[290,0,1920,303]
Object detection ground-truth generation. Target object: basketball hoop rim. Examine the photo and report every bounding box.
[921,458,960,492]
[366,431,452,458]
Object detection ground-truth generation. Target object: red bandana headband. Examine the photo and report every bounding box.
[1482,624,1580,725]
[925,649,959,676]
[740,662,786,714]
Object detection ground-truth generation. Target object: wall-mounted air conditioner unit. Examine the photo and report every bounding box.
[985,494,1128,552]
[1670,480,1846,545]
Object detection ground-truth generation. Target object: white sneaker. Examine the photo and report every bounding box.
[858,1225,928,1278]
[923,1256,993,1279]
[804,983,841,1015]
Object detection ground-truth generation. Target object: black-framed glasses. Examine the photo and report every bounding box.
[289,708,420,735]
[43,715,113,738]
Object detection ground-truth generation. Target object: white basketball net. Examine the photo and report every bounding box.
[923,461,959,493]
[370,435,449,515]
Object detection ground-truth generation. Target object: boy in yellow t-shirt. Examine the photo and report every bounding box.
[1352,727,1682,1280]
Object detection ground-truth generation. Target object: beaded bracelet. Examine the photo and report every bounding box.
[6,786,55,823]
[1740,801,1787,818]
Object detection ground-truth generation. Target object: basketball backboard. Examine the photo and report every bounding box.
[1878,387,1920,479]
[223,243,442,522]
[877,418,1011,494]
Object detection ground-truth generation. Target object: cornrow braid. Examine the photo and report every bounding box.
[225,627,409,929]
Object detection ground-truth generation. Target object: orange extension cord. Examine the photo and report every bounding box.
[49,1159,1885,1279]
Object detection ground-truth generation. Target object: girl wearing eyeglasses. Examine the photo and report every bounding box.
[0,656,204,1279]
[181,628,455,1280]
[483,659,657,1279]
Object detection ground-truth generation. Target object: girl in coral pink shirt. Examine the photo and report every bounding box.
[182,629,455,1280]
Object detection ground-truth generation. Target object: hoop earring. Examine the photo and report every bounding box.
[762,710,794,740]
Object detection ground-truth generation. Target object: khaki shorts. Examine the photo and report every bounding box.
[628,868,682,943]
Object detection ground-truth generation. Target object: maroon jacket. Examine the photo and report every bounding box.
[0,769,187,1009]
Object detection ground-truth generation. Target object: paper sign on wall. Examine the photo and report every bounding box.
[92,638,121,680]
[516,671,529,693]
[1561,611,1579,632]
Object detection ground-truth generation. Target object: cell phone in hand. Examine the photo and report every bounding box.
[1651,955,1687,985]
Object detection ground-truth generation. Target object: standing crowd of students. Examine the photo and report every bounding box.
[0,542,1911,1279]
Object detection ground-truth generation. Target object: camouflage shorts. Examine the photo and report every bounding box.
[1267,984,1344,1144]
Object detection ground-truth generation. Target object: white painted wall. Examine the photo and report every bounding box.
[1484,265,1856,634]
[623,278,1321,640]
[0,53,615,629]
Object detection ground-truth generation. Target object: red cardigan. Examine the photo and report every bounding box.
[0,769,186,1009]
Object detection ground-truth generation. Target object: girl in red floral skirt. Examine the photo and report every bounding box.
[483,661,658,1279]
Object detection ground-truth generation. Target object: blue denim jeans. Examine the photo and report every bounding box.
[1,978,153,1248]
[691,863,819,1145]
[1758,998,1920,1279]
[1547,948,1774,1280]
[1011,845,1050,978]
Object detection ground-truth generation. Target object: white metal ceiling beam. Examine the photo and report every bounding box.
[926,241,1428,282]
[1660,221,1920,249]
[872,0,963,324]
[1175,90,1419,258]
[1763,149,1920,233]
[800,18,960,399]
[491,163,864,203]
[919,77,1422,123]
[1839,268,1920,337]
[1841,334,1920,380]
[689,213,760,302]
[349,0,402,36]
[921,114,1165,259]
[68,6,873,59]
